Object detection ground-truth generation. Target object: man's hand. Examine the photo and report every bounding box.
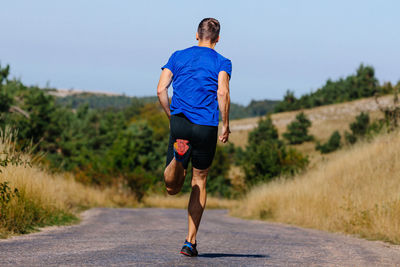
[219,125,230,143]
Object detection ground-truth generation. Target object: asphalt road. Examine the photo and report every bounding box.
[1,208,400,266]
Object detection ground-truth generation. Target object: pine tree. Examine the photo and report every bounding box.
[283,112,313,144]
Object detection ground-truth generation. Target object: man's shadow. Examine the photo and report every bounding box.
[187,185,269,260]
[199,253,269,258]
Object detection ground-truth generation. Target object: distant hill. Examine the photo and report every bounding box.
[52,89,278,119]
[53,91,158,110]
[230,99,279,119]
[46,88,122,97]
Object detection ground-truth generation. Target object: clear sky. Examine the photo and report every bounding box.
[1,1,399,104]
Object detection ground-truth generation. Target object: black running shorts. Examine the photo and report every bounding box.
[166,113,218,170]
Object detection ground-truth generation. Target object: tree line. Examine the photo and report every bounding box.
[54,91,278,120]
[274,64,400,112]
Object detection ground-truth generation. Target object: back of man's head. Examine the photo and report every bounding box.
[197,18,220,43]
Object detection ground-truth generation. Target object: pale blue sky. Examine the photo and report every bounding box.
[1,1,399,104]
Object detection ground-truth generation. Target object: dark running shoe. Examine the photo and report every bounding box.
[180,240,198,257]
[173,139,190,163]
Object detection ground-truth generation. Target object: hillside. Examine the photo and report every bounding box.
[227,94,394,166]
[231,128,400,244]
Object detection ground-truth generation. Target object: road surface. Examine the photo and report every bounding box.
[1,208,400,266]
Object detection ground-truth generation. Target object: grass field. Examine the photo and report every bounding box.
[0,129,137,238]
[231,129,400,244]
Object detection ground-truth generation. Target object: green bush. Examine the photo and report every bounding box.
[207,145,232,197]
[241,117,308,185]
[124,168,158,201]
[283,112,313,144]
[350,112,370,136]
[316,131,341,154]
[345,112,370,144]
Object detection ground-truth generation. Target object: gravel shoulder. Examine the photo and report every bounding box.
[1,208,400,266]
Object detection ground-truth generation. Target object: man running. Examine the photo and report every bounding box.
[157,18,231,257]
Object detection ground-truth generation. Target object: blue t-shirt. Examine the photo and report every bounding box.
[161,46,232,126]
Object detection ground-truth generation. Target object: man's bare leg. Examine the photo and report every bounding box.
[164,158,186,195]
[186,167,208,244]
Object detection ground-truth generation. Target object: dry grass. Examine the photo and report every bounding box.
[142,194,237,209]
[231,130,400,244]
[0,128,136,237]
[1,166,136,211]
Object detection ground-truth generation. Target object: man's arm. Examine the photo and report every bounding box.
[157,68,173,119]
[218,71,230,143]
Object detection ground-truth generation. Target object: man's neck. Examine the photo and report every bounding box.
[197,41,216,49]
